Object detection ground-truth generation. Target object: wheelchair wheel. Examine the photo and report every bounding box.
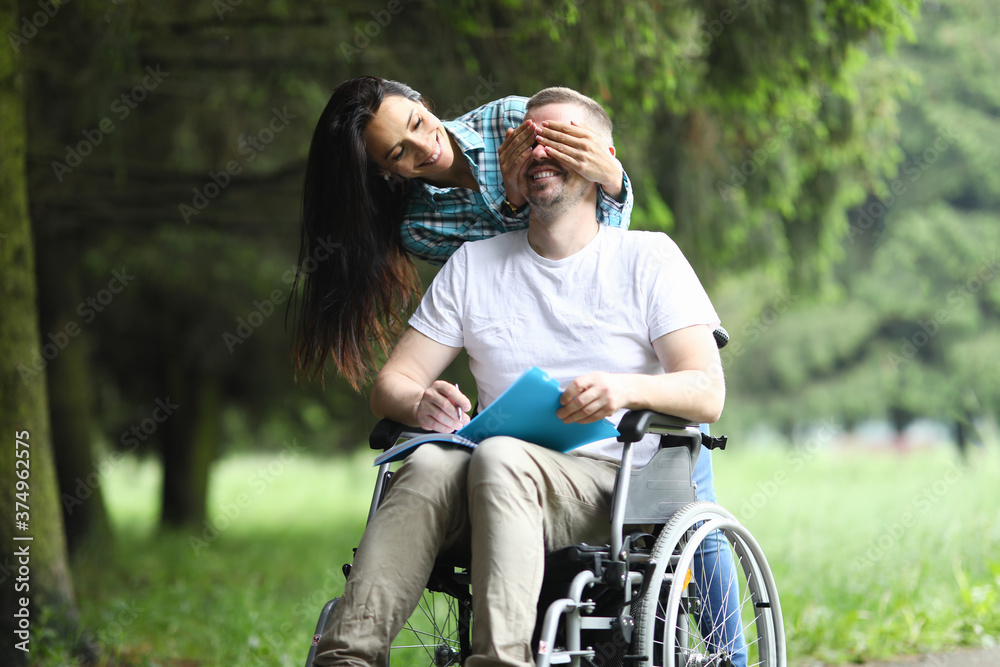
[390,573,472,667]
[633,502,785,667]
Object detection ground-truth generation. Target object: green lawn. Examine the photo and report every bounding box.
[55,442,1000,666]
[711,443,1000,664]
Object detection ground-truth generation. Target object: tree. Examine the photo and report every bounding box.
[432,0,920,288]
[718,0,1000,442]
[1,2,80,661]
[17,1,924,534]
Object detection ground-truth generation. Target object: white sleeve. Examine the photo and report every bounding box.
[408,245,468,348]
[642,234,720,341]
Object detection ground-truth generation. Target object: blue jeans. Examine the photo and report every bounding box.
[692,429,748,666]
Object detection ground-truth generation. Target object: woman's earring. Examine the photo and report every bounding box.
[381,171,401,193]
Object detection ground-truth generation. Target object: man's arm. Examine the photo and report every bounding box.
[371,328,472,433]
[557,324,725,425]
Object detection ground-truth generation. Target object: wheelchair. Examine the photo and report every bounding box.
[305,405,786,667]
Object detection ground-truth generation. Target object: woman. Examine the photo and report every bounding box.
[292,76,633,390]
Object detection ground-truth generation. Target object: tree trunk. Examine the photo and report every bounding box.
[159,371,220,527]
[0,8,80,662]
[34,248,113,554]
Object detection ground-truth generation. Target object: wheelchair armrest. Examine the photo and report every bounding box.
[616,410,727,450]
[616,410,697,444]
[368,418,433,451]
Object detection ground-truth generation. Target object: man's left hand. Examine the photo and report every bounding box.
[557,372,631,424]
[535,120,624,200]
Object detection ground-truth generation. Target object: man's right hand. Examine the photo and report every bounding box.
[416,380,472,433]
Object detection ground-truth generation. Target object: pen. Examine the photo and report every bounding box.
[454,383,463,422]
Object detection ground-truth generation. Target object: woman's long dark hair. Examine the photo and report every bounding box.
[291,77,425,391]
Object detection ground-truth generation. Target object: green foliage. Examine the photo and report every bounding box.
[720,0,1000,431]
[19,0,929,454]
[420,0,923,288]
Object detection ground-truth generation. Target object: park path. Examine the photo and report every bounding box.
[817,646,1000,666]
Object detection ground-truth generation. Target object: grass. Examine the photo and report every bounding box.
[711,442,1000,664]
[50,442,1000,666]
[53,451,375,667]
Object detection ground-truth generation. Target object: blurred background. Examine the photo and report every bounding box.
[2,1,999,665]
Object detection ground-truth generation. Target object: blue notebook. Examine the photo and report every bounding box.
[374,367,620,465]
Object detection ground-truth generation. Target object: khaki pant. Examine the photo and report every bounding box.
[314,437,620,667]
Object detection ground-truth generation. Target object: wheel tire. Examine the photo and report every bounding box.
[633,501,785,667]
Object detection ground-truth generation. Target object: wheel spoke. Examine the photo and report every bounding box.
[392,587,469,667]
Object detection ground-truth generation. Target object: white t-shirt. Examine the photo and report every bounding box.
[409,225,720,465]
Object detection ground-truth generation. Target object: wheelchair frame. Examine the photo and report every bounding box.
[307,411,785,667]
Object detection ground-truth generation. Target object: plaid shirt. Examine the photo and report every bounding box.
[400,96,634,265]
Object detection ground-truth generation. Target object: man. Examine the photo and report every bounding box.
[314,87,727,667]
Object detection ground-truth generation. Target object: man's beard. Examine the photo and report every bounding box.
[524,167,588,221]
